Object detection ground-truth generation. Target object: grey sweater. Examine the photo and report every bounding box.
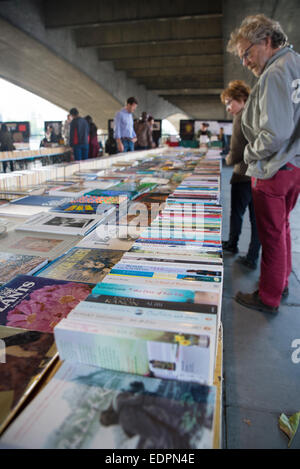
[242,46,300,179]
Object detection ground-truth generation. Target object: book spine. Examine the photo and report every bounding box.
[88,294,218,314]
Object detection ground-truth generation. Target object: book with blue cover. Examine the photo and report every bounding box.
[10,195,72,207]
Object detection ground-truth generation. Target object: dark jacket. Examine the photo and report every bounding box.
[225,110,250,184]
[0,130,15,151]
[70,117,89,146]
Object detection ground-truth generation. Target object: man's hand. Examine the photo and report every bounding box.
[131,137,137,143]
[117,139,124,153]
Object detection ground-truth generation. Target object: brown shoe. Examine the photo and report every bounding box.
[235,290,279,314]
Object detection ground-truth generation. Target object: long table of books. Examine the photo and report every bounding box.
[0,146,224,450]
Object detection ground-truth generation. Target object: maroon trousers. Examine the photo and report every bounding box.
[252,163,300,308]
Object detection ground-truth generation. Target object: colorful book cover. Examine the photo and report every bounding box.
[0,275,92,333]
[72,195,127,205]
[50,201,116,216]
[0,252,48,284]
[0,325,57,435]
[36,247,124,284]
[90,282,218,314]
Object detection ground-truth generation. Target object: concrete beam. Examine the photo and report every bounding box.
[75,16,222,48]
[141,77,224,90]
[45,0,222,28]
[114,55,223,70]
[98,38,223,60]
[154,89,224,96]
[165,95,226,120]
[128,66,223,79]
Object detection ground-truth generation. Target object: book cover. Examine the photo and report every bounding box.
[0,275,92,333]
[36,247,124,284]
[0,252,48,284]
[90,282,218,314]
[0,325,57,435]
[10,195,72,207]
[75,226,135,251]
[0,231,81,261]
[50,201,116,217]
[16,212,105,237]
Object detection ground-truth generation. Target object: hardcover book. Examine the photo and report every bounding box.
[0,325,57,435]
[36,247,124,284]
[0,252,48,284]
[16,212,106,237]
[0,274,92,333]
[0,231,81,261]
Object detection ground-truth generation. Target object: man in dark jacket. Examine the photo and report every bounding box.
[69,108,89,161]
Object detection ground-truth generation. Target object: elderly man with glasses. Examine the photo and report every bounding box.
[227,14,300,314]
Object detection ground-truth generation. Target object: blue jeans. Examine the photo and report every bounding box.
[73,144,89,160]
[121,139,134,152]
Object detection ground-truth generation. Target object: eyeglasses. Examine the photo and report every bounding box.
[225,99,233,109]
[240,43,255,64]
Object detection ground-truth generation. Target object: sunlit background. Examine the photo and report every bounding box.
[0,78,178,145]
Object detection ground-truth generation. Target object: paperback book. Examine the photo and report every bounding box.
[54,315,215,384]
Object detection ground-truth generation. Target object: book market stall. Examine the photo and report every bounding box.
[0,145,224,449]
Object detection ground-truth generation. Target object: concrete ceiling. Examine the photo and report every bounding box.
[44,0,225,118]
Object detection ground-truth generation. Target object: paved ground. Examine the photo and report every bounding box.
[220,163,300,449]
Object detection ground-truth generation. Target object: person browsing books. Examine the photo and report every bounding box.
[227,14,300,314]
[220,80,261,269]
[69,108,89,161]
[114,97,138,153]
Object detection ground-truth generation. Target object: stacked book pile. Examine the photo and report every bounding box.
[0,148,223,450]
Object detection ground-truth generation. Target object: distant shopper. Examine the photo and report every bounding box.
[69,108,89,161]
[220,80,261,269]
[105,136,118,155]
[134,112,154,150]
[148,115,158,147]
[197,123,211,146]
[227,14,300,314]
[0,124,15,172]
[114,97,138,153]
[63,114,72,146]
[85,115,100,158]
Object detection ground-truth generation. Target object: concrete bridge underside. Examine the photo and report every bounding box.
[0,0,299,129]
